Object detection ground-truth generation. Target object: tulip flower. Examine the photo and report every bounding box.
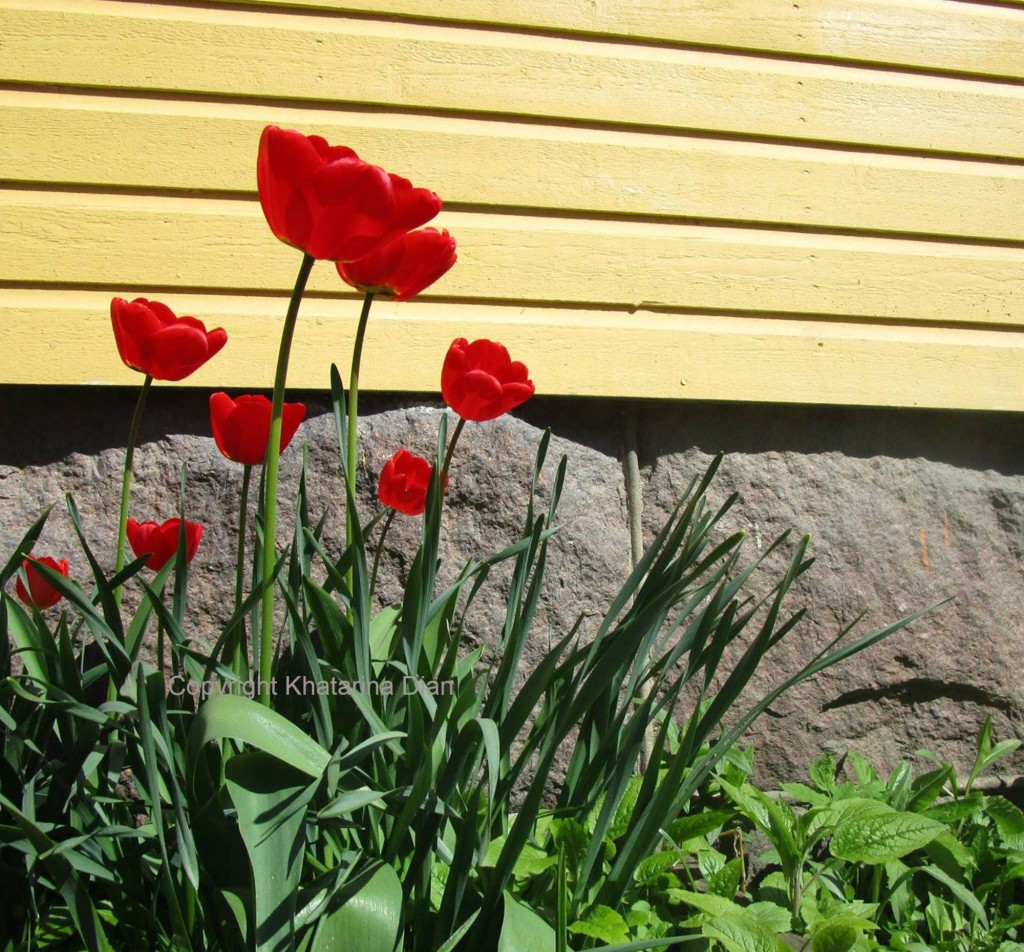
[15,556,69,610]
[257,125,442,262]
[378,449,447,517]
[126,518,203,572]
[209,393,307,466]
[111,297,227,382]
[441,338,535,422]
[337,228,457,301]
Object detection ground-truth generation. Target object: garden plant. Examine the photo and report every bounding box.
[0,125,955,952]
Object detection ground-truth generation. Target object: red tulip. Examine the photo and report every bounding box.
[441,338,535,422]
[378,449,446,516]
[209,393,307,466]
[15,556,69,609]
[126,518,203,572]
[337,228,457,301]
[111,298,227,382]
[257,125,442,262]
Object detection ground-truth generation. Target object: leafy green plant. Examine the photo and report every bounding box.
[713,721,1024,952]
[1,122,930,952]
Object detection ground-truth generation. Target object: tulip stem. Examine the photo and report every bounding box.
[346,292,375,503]
[441,416,466,480]
[345,292,375,598]
[259,252,315,706]
[369,508,395,602]
[232,464,252,676]
[114,374,153,608]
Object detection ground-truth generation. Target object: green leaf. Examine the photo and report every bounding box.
[187,693,330,782]
[811,921,858,952]
[4,593,53,687]
[920,865,989,928]
[1,505,52,587]
[311,863,403,952]
[668,810,734,846]
[846,752,880,786]
[708,857,743,899]
[986,795,1024,850]
[634,850,687,887]
[226,751,315,952]
[608,775,645,840]
[499,892,555,952]
[924,829,976,875]
[809,752,837,792]
[0,794,112,952]
[569,906,630,944]
[369,605,400,661]
[923,791,986,824]
[968,718,1022,792]
[747,903,793,933]
[781,782,830,807]
[585,938,702,951]
[829,807,944,863]
[434,912,481,952]
[703,914,790,952]
[318,788,390,818]
[669,888,742,918]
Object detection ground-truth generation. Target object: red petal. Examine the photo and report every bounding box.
[111,298,166,372]
[447,369,504,422]
[223,395,274,464]
[280,401,307,453]
[140,324,212,381]
[209,391,236,461]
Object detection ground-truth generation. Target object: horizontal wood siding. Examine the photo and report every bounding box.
[1,0,1022,408]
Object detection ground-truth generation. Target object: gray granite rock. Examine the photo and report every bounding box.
[637,406,1024,786]
[0,401,633,716]
[1,390,1022,788]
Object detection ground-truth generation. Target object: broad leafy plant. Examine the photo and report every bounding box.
[707,721,1024,951]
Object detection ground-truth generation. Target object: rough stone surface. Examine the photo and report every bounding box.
[0,390,632,713]
[637,403,1024,786]
[1,388,1022,787]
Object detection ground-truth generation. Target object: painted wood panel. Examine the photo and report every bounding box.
[3,291,1021,410]
[4,3,1023,159]
[214,0,1024,80]
[3,194,1022,328]
[0,0,1021,409]
[4,98,1024,241]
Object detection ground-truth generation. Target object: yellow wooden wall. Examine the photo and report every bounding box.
[1,0,1023,409]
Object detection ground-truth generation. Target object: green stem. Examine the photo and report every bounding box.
[441,416,466,480]
[345,292,374,599]
[369,508,395,602]
[346,294,375,507]
[258,252,315,706]
[114,375,153,607]
[232,464,252,676]
[235,465,251,612]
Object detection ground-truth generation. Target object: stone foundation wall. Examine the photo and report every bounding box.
[2,386,1021,786]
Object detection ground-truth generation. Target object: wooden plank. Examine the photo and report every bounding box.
[4,96,1024,241]
[3,3,1024,159]
[212,0,1024,81]
[1,290,1020,410]
[3,193,1023,327]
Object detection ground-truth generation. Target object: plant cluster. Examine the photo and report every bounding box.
[552,721,1024,952]
[2,125,928,951]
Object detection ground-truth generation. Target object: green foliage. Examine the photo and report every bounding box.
[1,377,928,951]
[715,721,1024,952]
